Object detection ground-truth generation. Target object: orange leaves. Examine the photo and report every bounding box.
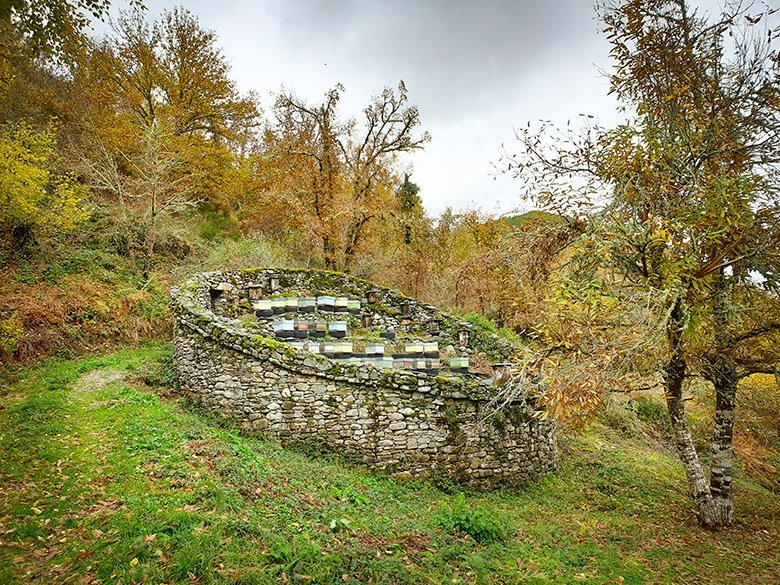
[267,84,428,271]
[538,366,604,430]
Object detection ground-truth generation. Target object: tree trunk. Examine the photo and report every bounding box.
[664,345,716,523]
[703,359,737,527]
[142,221,155,281]
[663,299,731,529]
[342,213,372,273]
[700,272,738,527]
[322,234,336,270]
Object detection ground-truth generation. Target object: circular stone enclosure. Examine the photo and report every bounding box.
[171,268,556,489]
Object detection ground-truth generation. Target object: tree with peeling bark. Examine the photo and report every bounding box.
[503,0,780,529]
[271,82,430,272]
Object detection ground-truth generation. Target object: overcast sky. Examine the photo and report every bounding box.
[102,0,732,217]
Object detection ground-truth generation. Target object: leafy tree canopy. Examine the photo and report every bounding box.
[503,0,780,529]
[0,0,143,93]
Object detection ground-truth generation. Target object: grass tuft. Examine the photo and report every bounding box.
[435,493,509,543]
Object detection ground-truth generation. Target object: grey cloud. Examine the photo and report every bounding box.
[127,1,738,214]
[267,0,602,121]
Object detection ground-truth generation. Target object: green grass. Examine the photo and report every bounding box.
[459,312,523,344]
[1,345,778,584]
[501,211,567,229]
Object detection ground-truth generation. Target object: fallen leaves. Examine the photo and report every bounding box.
[82,500,124,514]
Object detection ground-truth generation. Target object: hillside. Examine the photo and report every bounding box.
[1,0,779,581]
[501,211,567,228]
[1,345,778,584]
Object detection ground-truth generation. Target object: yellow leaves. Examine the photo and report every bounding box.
[663,81,693,103]
[166,133,253,208]
[649,226,671,244]
[0,311,24,354]
[43,176,90,234]
[537,369,604,430]
[0,123,89,245]
[740,373,779,395]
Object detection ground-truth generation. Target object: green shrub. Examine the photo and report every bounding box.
[199,209,241,241]
[599,397,642,438]
[172,234,296,282]
[461,312,521,343]
[266,533,344,579]
[136,350,180,392]
[463,312,498,333]
[328,484,369,506]
[600,395,672,439]
[134,286,169,320]
[436,494,509,543]
[13,263,37,283]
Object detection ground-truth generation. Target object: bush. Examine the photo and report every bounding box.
[136,350,180,392]
[634,396,671,434]
[171,234,296,282]
[461,312,520,343]
[436,494,509,543]
[599,395,673,440]
[199,208,241,241]
[0,123,89,249]
[0,311,24,355]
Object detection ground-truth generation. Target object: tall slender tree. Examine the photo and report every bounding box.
[504,0,780,529]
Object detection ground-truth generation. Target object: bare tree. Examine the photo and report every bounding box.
[272,82,430,271]
[80,118,197,277]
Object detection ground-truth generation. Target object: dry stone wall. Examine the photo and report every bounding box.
[171,268,556,489]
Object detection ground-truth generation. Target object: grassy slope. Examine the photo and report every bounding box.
[0,346,778,584]
[501,211,566,229]
[0,220,297,369]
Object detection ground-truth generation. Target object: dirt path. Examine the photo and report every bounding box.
[71,369,126,392]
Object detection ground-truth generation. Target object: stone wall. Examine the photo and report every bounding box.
[171,268,556,489]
